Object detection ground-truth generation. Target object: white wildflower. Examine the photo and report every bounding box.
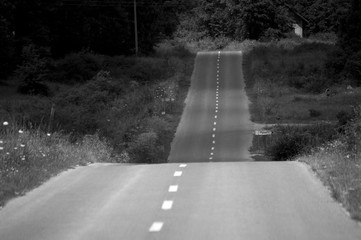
[47,133,51,136]
[0,147,3,150]
[3,121,9,126]
[18,130,24,134]
[20,144,25,148]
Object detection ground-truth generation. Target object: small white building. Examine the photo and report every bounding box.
[285,4,309,38]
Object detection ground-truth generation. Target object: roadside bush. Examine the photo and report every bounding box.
[267,124,336,161]
[128,131,162,163]
[49,51,103,84]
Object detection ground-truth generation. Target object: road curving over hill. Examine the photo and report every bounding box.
[0,51,361,240]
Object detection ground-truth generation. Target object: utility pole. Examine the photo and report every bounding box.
[134,0,139,56]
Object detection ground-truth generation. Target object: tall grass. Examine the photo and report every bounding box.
[0,120,121,207]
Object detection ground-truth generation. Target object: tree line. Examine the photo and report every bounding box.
[0,0,191,78]
[1,0,360,81]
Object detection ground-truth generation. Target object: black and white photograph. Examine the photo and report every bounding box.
[0,0,361,239]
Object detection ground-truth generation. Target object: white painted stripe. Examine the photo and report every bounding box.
[215,110,218,113]
[209,157,213,160]
[174,171,182,176]
[212,147,215,150]
[179,164,187,168]
[212,134,216,138]
[169,185,178,192]
[216,100,219,103]
[149,222,164,232]
[210,152,214,156]
[214,122,217,125]
[213,140,216,144]
[213,127,216,131]
[215,115,217,119]
[162,201,173,210]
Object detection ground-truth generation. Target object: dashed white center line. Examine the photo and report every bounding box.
[174,171,182,176]
[161,201,173,210]
[212,134,216,138]
[211,147,215,150]
[210,152,214,156]
[169,185,178,192]
[213,127,216,131]
[179,164,187,168]
[213,140,216,144]
[149,222,164,232]
[214,122,217,125]
[215,115,217,119]
[209,157,213,160]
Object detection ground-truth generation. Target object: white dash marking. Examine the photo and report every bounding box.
[215,110,218,113]
[215,115,218,119]
[212,147,215,150]
[212,134,216,138]
[209,157,213,160]
[214,122,217,125]
[162,201,173,210]
[213,127,216,131]
[149,222,164,232]
[179,164,187,168]
[174,171,182,177]
[213,140,216,144]
[210,152,214,156]
[169,185,178,192]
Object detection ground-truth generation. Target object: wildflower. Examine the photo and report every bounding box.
[42,154,46,157]
[20,144,25,148]
[18,130,24,134]
[3,121,9,126]
[0,147,3,150]
[6,152,9,155]
[346,154,350,159]
[14,147,18,150]
[0,140,3,144]
[47,133,51,136]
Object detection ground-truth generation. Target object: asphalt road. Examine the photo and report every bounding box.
[0,52,361,240]
[168,51,254,163]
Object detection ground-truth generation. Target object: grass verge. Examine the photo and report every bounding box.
[241,38,361,221]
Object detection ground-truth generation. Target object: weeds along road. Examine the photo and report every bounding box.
[1,52,361,240]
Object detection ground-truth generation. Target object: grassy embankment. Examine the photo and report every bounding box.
[0,41,194,207]
[241,38,361,221]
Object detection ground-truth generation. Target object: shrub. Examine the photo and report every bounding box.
[266,124,336,161]
[49,51,103,83]
[309,109,321,117]
[266,131,310,161]
[128,131,161,163]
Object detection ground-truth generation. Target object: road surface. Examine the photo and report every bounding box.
[0,51,361,240]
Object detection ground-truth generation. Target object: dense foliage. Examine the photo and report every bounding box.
[0,0,187,79]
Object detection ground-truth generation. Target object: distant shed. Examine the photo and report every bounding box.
[285,4,310,38]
